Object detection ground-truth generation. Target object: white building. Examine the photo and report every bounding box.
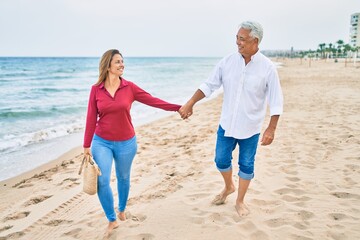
[350,13,360,47]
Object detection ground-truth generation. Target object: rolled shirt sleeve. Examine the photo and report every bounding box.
[199,61,223,98]
[266,65,284,116]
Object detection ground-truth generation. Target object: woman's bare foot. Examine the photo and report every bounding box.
[235,202,250,217]
[118,212,126,221]
[212,186,235,205]
[103,221,119,239]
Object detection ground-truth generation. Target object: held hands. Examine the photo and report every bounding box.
[178,90,205,120]
[178,101,194,120]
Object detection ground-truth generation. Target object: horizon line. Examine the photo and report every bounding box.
[0,49,304,58]
[0,55,223,58]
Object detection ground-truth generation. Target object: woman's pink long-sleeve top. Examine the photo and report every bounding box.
[83,78,181,148]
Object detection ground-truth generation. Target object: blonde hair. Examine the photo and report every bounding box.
[95,49,123,85]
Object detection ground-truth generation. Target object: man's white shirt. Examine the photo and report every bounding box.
[199,51,283,139]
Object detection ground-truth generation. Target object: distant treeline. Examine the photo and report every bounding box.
[263,40,359,58]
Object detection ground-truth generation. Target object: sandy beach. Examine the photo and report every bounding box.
[1,58,360,240]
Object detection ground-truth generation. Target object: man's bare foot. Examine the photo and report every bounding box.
[235,202,250,217]
[118,212,126,221]
[212,186,235,205]
[103,221,119,239]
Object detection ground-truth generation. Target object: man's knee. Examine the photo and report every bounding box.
[215,156,232,172]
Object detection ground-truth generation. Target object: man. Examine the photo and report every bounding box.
[179,21,283,217]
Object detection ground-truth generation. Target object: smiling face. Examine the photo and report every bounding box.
[236,28,259,59]
[108,54,124,77]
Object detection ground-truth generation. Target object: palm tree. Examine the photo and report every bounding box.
[318,43,326,58]
[327,43,334,58]
[343,44,352,57]
[336,40,344,58]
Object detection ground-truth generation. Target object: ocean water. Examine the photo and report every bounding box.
[0,57,221,181]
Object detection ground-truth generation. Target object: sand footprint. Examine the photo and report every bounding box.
[331,192,360,200]
[297,210,314,221]
[192,216,206,225]
[238,220,258,231]
[129,213,147,222]
[251,198,278,206]
[183,192,211,205]
[191,207,208,217]
[59,178,79,184]
[285,176,301,182]
[23,195,52,207]
[345,163,360,171]
[125,233,155,240]
[274,187,306,196]
[289,233,313,240]
[0,225,13,233]
[281,195,311,203]
[3,211,30,221]
[17,183,34,188]
[292,222,308,230]
[12,179,32,188]
[62,228,82,238]
[279,166,299,175]
[250,230,270,240]
[0,231,25,240]
[328,213,348,221]
[125,212,147,228]
[344,177,357,185]
[264,217,290,228]
[250,198,282,214]
[189,211,209,225]
[44,219,74,226]
[209,212,232,225]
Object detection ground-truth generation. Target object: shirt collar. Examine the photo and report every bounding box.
[99,77,129,89]
[238,50,261,63]
[250,50,261,62]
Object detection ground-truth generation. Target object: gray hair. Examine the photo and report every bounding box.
[239,21,263,44]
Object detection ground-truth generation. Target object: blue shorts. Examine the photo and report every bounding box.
[214,125,260,180]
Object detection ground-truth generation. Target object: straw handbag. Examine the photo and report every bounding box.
[78,154,102,195]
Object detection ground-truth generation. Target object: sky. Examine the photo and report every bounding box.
[0,0,359,57]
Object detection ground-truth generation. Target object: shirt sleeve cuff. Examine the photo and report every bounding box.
[199,83,212,98]
[270,106,283,116]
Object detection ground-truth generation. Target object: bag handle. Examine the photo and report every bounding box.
[78,155,87,175]
[78,154,102,176]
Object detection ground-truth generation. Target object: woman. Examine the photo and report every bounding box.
[83,49,181,235]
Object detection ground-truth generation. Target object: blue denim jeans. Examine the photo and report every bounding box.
[91,134,137,222]
[214,125,260,180]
